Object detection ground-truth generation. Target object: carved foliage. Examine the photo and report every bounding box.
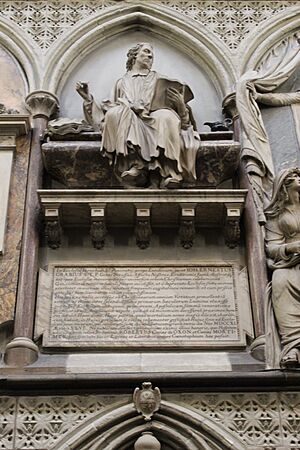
[224,219,241,248]
[1,393,300,448]
[45,220,62,249]
[0,1,297,52]
[179,219,196,249]
[135,219,152,249]
[90,220,107,249]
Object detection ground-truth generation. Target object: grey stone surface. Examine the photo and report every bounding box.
[261,105,300,173]
[0,392,300,449]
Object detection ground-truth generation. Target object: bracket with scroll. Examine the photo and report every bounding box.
[90,203,107,249]
[224,203,243,248]
[44,204,62,249]
[135,205,152,249]
[179,204,196,249]
[133,382,161,421]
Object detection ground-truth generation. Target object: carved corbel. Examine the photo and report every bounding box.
[44,204,62,249]
[90,203,107,249]
[135,205,151,249]
[179,204,196,249]
[25,90,59,120]
[224,203,242,248]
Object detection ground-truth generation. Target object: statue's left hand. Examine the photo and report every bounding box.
[167,87,187,117]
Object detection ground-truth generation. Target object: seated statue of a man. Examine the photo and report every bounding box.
[76,43,200,188]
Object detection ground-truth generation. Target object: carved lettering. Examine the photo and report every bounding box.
[46,265,241,347]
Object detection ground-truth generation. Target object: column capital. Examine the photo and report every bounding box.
[25,90,59,120]
[222,92,239,120]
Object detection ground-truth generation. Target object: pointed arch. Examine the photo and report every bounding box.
[43,4,236,98]
[0,15,41,91]
[51,400,247,450]
[238,6,300,73]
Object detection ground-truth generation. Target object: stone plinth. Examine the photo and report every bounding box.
[42,135,240,188]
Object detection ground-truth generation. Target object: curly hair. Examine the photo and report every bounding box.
[126,43,153,71]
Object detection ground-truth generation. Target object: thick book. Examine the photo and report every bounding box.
[150,77,194,111]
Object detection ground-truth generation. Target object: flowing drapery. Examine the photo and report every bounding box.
[236,33,300,223]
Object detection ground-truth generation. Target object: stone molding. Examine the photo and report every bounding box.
[0,115,30,137]
[38,189,247,249]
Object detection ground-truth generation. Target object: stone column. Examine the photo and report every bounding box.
[223,93,267,359]
[4,91,59,367]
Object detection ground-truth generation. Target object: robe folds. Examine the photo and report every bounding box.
[83,70,199,181]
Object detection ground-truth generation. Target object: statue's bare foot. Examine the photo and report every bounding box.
[121,166,141,179]
[281,349,299,368]
[161,177,181,189]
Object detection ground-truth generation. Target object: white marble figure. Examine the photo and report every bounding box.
[265,167,300,368]
[76,43,200,188]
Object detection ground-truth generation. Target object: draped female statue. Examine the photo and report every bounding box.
[265,167,300,368]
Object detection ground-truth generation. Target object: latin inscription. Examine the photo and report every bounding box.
[47,265,240,347]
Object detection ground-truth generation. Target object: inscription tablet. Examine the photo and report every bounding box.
[40,264,248,348]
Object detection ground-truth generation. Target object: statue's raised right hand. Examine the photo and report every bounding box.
[76,81,91,102]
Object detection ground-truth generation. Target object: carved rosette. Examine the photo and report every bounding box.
[25,90,59,120]
[133,382,161,421]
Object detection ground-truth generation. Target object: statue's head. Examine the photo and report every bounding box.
[265,167,300,218]
[126,43,153,71]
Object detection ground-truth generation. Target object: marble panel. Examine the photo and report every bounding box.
[0,45,27,113]
[0,149,13,254]
[261,105,300,173]
[36,261,252,350]
[0,135,30,324]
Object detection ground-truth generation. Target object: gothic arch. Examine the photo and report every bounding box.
[43,3,236,98]
[51,400,247,450]
[238,6,300,73]
[0,15,40,90]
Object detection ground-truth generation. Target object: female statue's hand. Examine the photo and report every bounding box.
[76,82,92,102]
[286,241,300,254]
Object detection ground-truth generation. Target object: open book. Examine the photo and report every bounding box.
[150,77,194,111]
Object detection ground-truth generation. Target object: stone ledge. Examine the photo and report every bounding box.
[0,114,31,136]
[0,370,300,395]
